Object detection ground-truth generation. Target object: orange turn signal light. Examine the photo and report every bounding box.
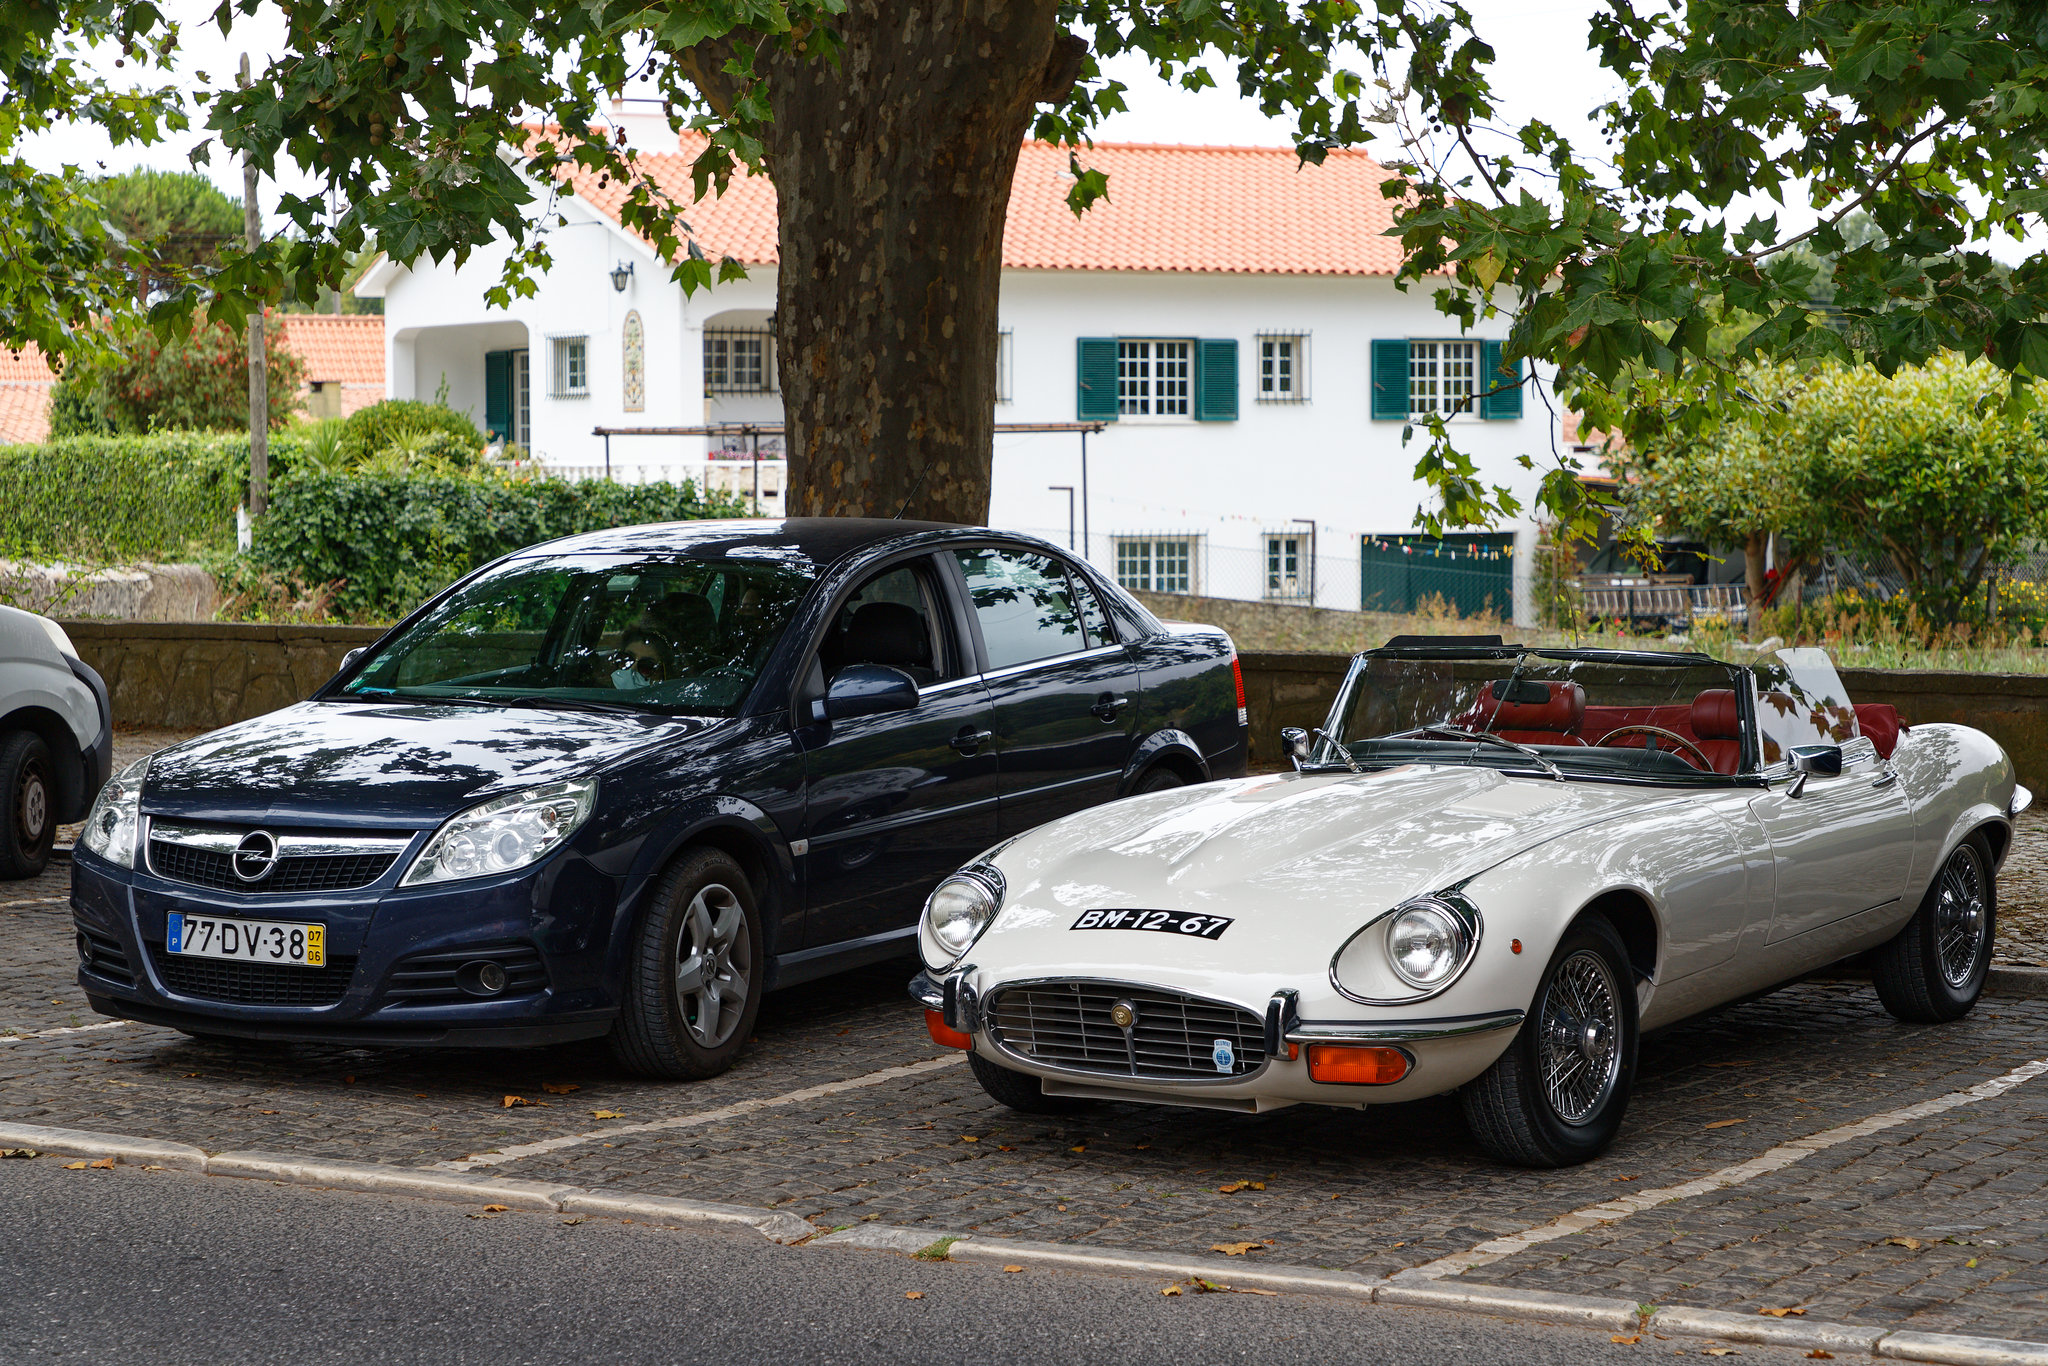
[1306,1044,1410,1085]
[925,1009,973,1051]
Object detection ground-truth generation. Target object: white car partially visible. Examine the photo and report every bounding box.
[0,605,112,878]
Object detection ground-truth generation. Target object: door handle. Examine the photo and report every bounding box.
[951,727,994,754]
[1092,694,1131,723]
[1871,767,1898,789]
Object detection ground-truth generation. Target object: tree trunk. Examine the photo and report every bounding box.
[746,4,1083,523]
[1743,531,1768,609]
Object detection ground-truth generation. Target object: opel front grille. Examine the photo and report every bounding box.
[146,820,413,895]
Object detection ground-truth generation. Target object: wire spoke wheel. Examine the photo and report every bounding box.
[1538,949,1623,1126]
[675,882,752,1049]
[1933,845,1988,989]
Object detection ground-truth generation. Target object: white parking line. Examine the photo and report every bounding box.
[1403,1056,2048,1281]
[0,896,70,910]
[435,1053,967,1172]
[0,1020,133,1045]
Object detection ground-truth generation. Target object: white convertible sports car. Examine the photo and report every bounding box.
[909,640,2031,1166]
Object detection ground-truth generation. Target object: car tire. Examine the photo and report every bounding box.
[1133,766,1185,794]
[967,1050,1094,1114]
[610,847,765,1081]
[1874,833,1995,1024]
[0,730,56,880]
[1460,914,1639,1168]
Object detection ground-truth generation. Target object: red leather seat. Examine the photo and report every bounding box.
[1855,703,1905,759]
[1688,689,1743,775]
[1472,681,1588,746]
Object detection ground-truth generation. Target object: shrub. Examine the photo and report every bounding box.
[49,314,305,435]
[337,400,484,466]
[0,433,255,560]
[251,470,748,622]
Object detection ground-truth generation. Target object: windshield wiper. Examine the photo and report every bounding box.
[1311,727,1363,774]
[1406,724,1566,781]
[501,694,666,718]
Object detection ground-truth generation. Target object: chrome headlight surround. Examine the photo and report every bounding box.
[918,864,1006,971]
[1329,890,1482,1005]
[78,756,149,869]
[400,778,598,887]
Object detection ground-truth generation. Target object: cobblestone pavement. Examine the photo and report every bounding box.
[5,729,2046,1345]
[1998,810,2048,964]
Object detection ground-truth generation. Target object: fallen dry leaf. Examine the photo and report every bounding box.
[1235,1287,1278,1297]
[63,1161,89,1169]
[89,1158,114,1169]
[258,1110,278,1115]
[591,1109,624,1119]
[1883,1237,1922,1251]
[1702,1118,1746,1129]
[1161,1284,1182,1297]
[1210,1241,1263,1256]
[903,1292,923,1300]
[1966,1258,1979,1268]
[561,1218,587,1226]
[1612,1335,1641,1345]
[1069,1145,1086,1153]
[961,1135,979,1143]
[997,1145,1014,1152]
[1134,1143,1150,1150]
[343,1075,355,1084]
[542,1082,580,1095]
[481,1204,509,1213]
[1806,1352,1834,1361]
[1218,1181,1251,1194]
[1705,1350,1741,1357]
[0,1148,38,1159]
[1759,1307,1807,1318]
[1613,1174,1640,1182]
[502,1095,530,1108]
[1002,1266,1024,1274]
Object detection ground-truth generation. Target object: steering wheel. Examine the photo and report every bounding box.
[1595,725,1714,772]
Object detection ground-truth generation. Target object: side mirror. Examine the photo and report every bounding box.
[340,648,365,672]
[1786,743,1843,797]
[1280,726,1312,771]
[823,664,919,722]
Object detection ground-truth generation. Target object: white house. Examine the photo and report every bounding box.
[357,113,1557,624]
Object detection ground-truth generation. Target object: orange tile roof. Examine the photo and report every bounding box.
[0,383,54,444]
[558,135,1405,276]
[274,313,385,386]
[0,345,58,384]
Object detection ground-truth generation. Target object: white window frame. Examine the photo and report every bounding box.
[1112,535,1201,595]
[1264,532,1312,601]
[512,349,532,447]
[1256,332,1309,403]
[1116,339,1194,420]
[549,335,590,398]
[995,328,1014,404]
[1408,339,1478,420]
[703,330,776,394]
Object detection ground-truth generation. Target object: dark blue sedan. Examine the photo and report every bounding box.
[70,519,1248,1078]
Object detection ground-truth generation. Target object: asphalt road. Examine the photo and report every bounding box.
[2,1161,1826,1366]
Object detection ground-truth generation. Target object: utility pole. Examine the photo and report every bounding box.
[241,53,269,517]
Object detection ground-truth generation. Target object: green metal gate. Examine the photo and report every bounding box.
[1360,533,1515,618]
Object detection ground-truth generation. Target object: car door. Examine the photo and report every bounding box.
[795,556,1001,946]
[950,546,1144,837]
[1745,649,1916,945]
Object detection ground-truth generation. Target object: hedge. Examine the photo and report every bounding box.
[251,471,748,622]
[0,432,268,560]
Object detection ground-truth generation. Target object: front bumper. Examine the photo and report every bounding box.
[71,841,623,1047]
[908,969,1524,1110]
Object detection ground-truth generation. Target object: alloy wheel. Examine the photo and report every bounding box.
[674,882,752,1048]
[1538,949,1623,1125]
[1934,845,1989,989]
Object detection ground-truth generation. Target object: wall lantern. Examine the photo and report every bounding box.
[610,261,635,292]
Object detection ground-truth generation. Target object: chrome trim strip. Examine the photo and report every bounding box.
[976,643,1125,685]
[147,819,414,859]
[1328,888,1485,1007]
[1287,1008,1525,1046]
[2013,785,2034,818]
[980,975,1273,1088]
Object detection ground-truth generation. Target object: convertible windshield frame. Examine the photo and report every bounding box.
[1307,644,1772,788]
[326,552,816,718]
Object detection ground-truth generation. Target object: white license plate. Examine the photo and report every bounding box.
[167,913,326,968]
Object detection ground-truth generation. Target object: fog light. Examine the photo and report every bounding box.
[456,960,509,997]
[1306,1044,1411,1085]
[925,1009,972,1051]
[76,931,94,964]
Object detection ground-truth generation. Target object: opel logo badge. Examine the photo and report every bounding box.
[1109,1000,1137,1030]
[231,830,279,882]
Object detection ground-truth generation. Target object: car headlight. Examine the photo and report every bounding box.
[1330,891,1482,1003]
[1387,900,1472,989]
[919,866,1005,969]
[400,779,597,887]
[79,756,148,869]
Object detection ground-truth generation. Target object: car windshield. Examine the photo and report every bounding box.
[1318,648,1759,781]
[337,554,813,716]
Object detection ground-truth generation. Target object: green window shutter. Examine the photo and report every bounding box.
[1076,338,1120,421]
[1370,339,1409,420]
[1194,338,1238,421]
[1480,340,1523,419]
[483,350,512,441]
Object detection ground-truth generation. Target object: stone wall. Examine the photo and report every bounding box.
[1236,650,1354,768]
[1135,590,1406,655]
[8,563,219,622]
[63,621,386,732]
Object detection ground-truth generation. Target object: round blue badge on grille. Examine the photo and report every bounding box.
[1212,1038,1235,1073]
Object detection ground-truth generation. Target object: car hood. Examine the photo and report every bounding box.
[972,765,1669,981]
[139,700,713,828]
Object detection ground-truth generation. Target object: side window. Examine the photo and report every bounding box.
[955,548,1085,671]
[1069,569,1116,648]
[819,562,949,685]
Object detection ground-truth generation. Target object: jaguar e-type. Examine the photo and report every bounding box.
[910,641,2030,1166]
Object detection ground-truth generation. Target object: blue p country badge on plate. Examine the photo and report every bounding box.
[167,912,185,953]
